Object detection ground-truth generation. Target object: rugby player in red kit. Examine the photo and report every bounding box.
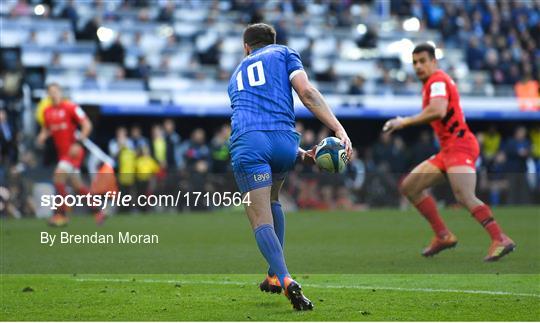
[37,83,105,226]
[383,44,515,261]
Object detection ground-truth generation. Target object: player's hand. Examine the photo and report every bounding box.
[383,117,405,134]
[36,131,47,148]
[297,146,316,165]
[335,128,352,161]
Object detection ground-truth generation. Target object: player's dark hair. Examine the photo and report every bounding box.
[412,43,436,59]
[243,23,276,50]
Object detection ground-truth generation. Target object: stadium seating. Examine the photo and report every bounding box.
[2,0,537,103]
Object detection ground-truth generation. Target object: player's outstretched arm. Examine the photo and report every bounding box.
[36,127,50,148]
[79,118,93,141]
[383,97,448,134]
[291,71,352,159]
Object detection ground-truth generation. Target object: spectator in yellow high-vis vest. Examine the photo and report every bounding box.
[35,96,52,126]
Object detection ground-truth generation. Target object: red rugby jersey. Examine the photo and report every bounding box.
[43,101,86,159]
[422,70,474,148]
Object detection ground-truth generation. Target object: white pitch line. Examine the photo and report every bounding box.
[73,277,540,298]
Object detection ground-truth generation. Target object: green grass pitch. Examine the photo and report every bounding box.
[1,207,539,321]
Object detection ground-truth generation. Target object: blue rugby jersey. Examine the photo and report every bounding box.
[228,44,304,142]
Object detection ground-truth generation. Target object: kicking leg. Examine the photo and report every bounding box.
[246,185,312,310]
[270,179,286,248]
[447,166,515,261]
[261,179,286,294]
[400,160,457,256]
[245,186,290,287]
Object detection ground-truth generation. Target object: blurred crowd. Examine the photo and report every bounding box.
[86,120,540,212]
[3,0,540,100]
[105,119,231,212]
[100,121,539,210]
[2,0,540,217]
[394,1,540,86]
[4,115,539,218]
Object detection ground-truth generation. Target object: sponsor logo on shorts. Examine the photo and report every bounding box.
[253,173,271,182]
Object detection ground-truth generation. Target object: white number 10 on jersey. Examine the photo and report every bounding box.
[236,60,266,91]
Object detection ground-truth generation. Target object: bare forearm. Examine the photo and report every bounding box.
[300,87,344,132]
[80,121,92,139]
[39,128,49,139]
[383,99,446,134]
[402,107,444,128]
[36,128,49,146]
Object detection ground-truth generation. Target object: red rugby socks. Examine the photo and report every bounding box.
[54,182,68,214]
[415,196,449,238]
[471,204,503,242]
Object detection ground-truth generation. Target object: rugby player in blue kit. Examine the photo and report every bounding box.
[228,23,352,311]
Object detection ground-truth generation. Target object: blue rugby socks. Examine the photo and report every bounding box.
[268,201,285,276]
[254,223,290,287]
[271,201,285,246]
